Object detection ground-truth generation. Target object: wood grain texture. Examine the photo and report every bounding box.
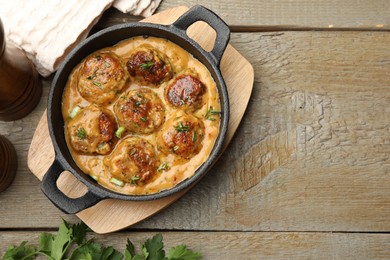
[26,6,254,233]
[95,1,390,30]
[0,231,389,259]
[0,9,390,235]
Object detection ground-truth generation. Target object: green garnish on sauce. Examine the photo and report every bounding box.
[158,162,169,172]
[110,177,124,187]
[174,121,190,132]
[140,60,154,70]
[76,127,87,139]
[205,106,221,121]
[115,126,126,138]
[131,175,140,184]
[69,105,81,119]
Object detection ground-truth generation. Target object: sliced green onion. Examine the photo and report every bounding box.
[129,148,137,156]
[140,117,147,122]
[115,126,126,138]
[90,174,99,181]
[157,162,168,172]
[69,106,81,119]
[173,145,180,152]
[192,131,197,142]
[131,175,140,185]
[76,127,87,139]
[110,177,124,187]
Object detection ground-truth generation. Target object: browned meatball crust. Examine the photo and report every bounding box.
[67,105,116,155]
[126,45,173,86]
[114,88,165,134]
[78,52,128,105]
[157,111,205,159]
[165,74,206,112]
[104,137,158,184]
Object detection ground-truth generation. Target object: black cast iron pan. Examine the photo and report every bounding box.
[42,5,230,214]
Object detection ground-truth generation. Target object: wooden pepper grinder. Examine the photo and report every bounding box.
[0,17,42,121]
[0,135,17,192]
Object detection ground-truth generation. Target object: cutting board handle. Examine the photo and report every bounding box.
[40,159,104,214]
[172,5,230,66]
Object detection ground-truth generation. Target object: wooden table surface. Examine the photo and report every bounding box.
[1,1,389,259]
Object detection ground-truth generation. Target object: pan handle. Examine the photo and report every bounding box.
[172,5,230,66]
[40,159,104,214]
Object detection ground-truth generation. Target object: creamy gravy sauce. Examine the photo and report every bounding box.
[62,36,220,195]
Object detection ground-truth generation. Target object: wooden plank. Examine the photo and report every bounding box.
[95,1,390,30]
[1,31,390,232]
[0,231,389,259]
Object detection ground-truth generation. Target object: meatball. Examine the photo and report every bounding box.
[165,74,206,112]
[78,52,128,105]
[126,45,173,86]
[104,137,158,184]
[157,111,205,159]
[114,88,165,134]
[67,105,116,155]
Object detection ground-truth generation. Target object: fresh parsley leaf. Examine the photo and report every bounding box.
[101,246,123,260]
[68,240,101,260]
[167,245,202,260]
[71,221,88,245]
[51,221,73,260]
[140,61,154,70]
[38,232,53,254]
[143,234,165,260]
[2,241,38,260]
[126,238,136,257]
[2,220,203,260]
[141,244,149,259]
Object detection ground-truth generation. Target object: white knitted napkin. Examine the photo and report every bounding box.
[0,0,162,77]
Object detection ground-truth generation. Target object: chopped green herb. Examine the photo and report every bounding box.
[104,61,111,68]
[173,145,180,152]
[95,55,101,61]
[174,121,190,132]
[205,106,221,121]
[157,162,168,172]
[98,142,108,150]
[136,93,143,98]
[135,101,143,107]
[76,127,87,139]
[120,95,126,99]
[110,177,124,187]
[140,116,147,122]
[130,175,140,185]
[86,75,92,80]
[115,126,126,138]
[140,60,154,70]
[129,148,137,156]
[69,105,81,119]
[192,131,197,142]
[93,81,102,88]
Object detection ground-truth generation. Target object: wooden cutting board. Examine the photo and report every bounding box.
[27,6,254,234]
